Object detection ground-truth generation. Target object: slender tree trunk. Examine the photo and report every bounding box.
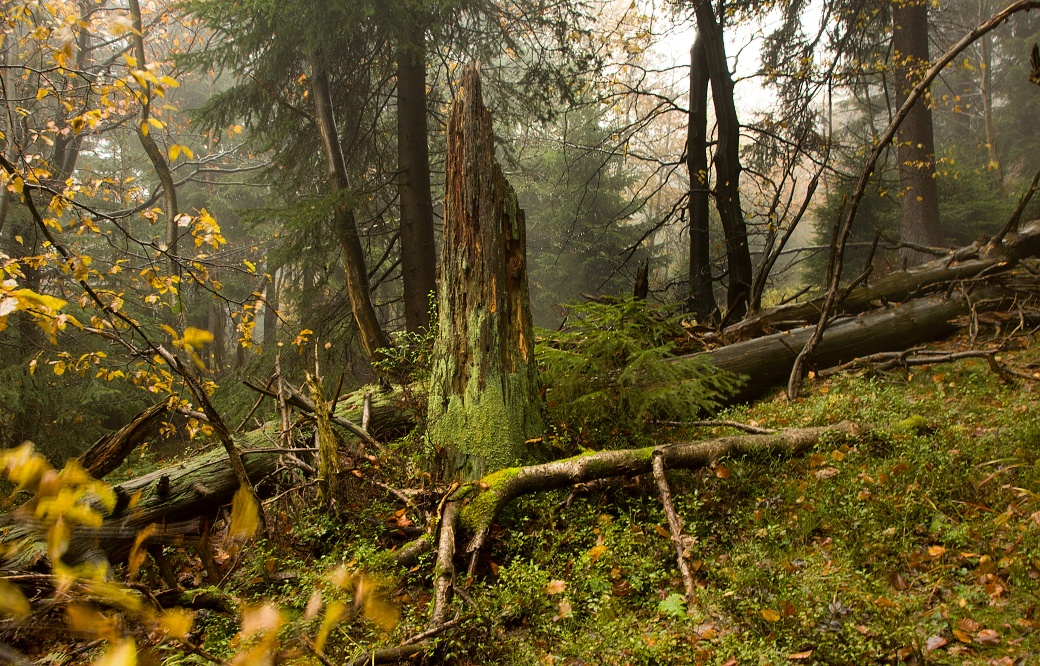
[427,64,544,481]
[892,0,944,265]
[979,0,1004,193]
[397,19,438,334]
[687,34,719,323]
[692,1,752,322]
[128,0,180,283]
[263,267,279,351]
[309,51,392,362]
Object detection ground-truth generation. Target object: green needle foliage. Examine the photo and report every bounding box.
[537,299,742,449]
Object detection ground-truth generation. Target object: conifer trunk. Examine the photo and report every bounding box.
[687,34,718,323]
[427,64,544,481]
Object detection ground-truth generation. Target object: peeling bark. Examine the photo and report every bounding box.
[427,64,544,480]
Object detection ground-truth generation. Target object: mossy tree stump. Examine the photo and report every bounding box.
[427,64,544,480]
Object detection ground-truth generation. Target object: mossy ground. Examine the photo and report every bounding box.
[16,334,1040,665]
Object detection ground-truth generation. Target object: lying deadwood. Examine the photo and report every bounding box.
[77,399,172,479]
[423,420,862,623]
[2,436,286,569]
[816,348,1018,379]
[726,219,1040,340]
[244,380,418,446]
[693,289,1009,402]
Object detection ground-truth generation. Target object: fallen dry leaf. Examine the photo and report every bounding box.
[760,608,781,622]
[788,649,813,660]
[958,617,981,633]
[975,629,1000,646]
[545,580,566,595]
[925,635,947,652]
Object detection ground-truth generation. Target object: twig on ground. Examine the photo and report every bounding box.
[652,453,698,605]
[654,420,776,434]
[430,500,460,627]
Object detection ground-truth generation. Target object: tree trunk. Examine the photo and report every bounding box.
[309,51,392,362]
[979,0,1004,193]
[427,64,544,481]
[687,34,719,323]
[263,266,279,351]
[128,0,181,285]
[892,0,944,265]
[397,19,438,334]
[693,1,753,321]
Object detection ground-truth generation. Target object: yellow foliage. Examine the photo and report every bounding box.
[91,639,136,666]
[0,579,30,619]
[159,608,195,641]
[229,485,259,541]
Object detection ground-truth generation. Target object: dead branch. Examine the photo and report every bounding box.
[652,453,697,605]
[786,0,1040,399]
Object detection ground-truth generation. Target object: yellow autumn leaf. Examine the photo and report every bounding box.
[159,608,194,641]
[67,602,119,639]
[181,327,214,349]
[0,579,30,619]
[53,361,66,376]
[10,177,23,194]
[240,602,282,637]
[761,608,782,622]
[168,144,181,161]
[147,118,163,129]
[91,638,136,666]
[363,593,400,631]
[35,88,49,101]
[14,288,66,311]
[139,122,149,137]
[229,485,259,541]
[314,600,346,654]
[127,524,158,579]
[180,145,194,160]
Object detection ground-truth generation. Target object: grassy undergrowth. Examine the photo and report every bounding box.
[165,334,1040,666]
[17,334,1040,665]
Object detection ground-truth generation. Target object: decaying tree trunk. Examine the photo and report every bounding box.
[426,64,544,480]
[77,399,171,479]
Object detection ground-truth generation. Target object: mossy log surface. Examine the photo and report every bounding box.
[427,64,543,480]
[452,421,861,543]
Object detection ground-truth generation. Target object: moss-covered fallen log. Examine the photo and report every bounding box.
[423,420,862,624]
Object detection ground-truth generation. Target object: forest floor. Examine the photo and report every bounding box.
[11,327,1040,666]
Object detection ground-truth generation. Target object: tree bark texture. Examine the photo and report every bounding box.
[693,1,753,321]
[687,34,719,323]
[427,64,544,481]
[892,0,944,264]
[77,399,171,480]
[310,51,392,362]
[396,19,438,334]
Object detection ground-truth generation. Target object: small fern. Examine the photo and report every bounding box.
[537,299,742,449]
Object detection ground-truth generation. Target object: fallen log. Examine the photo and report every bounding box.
[693,288,1008,402]
[77,399,171,479]
[726,219,1040,340]
[426,420,863,622]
